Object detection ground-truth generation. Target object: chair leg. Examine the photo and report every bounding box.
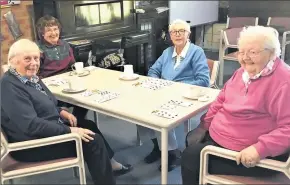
[136,128,142,146]
[73,167,79,178]
[281,44,286,61]
[185,119,191,133]
[213,83,220,89]
[78,165,87,185]
[93,112,99,128]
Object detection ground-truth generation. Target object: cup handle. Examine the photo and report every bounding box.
[71,64,76,71]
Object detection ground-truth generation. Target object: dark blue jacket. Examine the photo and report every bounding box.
[1,71,70,143]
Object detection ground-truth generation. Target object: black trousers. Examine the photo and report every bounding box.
[11,119,115,185]
[58,101,88,122]
[181,132,289,185]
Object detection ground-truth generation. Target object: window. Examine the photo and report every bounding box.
[75,1,123,27]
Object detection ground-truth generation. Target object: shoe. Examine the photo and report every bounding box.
[113,164,133,176]
[144,149,161,164]
[158,150,181,172]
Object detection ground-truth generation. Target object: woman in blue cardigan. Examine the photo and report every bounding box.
[138,19,210,171]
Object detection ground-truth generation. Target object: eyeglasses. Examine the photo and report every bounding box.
[170,29,186,36]
[237,49,267,58]
[45,26,59,34]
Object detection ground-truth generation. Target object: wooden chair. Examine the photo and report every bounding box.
[267,17,290,61]
[1,131,86,184]
[218,27,244,86]
[226,16,259,29]
[218,17,259,86]
[207,59,220,89]
[199,145,290,184]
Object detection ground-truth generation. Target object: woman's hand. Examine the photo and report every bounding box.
[236,146,260,168]
[60,110,77,127]
[70,127,95,142]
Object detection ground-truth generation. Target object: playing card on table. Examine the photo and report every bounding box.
[140,78,173,90]
[95,93,120,103]
[80,90,95,97]
[160,103,177,110]
[140,84,158,90]
[151,109,178,119]
[168,100,193,107]
[45,78,68,86]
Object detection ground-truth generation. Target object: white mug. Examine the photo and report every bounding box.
[187,87,205,98]
[71,62,84,74]
[123,64,134,77]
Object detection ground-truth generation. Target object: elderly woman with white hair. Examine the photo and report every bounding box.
[181,25,290,184]
[137,19,210,171]
[0,39,133,185]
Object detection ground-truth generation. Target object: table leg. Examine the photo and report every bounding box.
[136,128,142,146]
[161,128,168,184]
[93,112,99,128]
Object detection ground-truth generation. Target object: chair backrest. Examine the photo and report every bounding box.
[223,27,244,46]
[227,17,259,29]
[207,59,220,86]
[267,17,290,30]
[1,64,9,77]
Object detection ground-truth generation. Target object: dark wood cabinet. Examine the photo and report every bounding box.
[136,1,169,66]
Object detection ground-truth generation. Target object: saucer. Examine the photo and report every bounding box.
[198,96,210,102]
[182,93,204,100]
[62,87,87,94]
[119,74,139,81]
[69,70,90,77]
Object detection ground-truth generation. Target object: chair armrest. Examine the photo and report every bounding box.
[1,144,7,158]
[7,133,81,152]
[283,31,290,36]
[201,145,288,172]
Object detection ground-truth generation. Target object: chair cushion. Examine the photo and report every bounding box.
[207,59,214,77]
[215,173,290,184]
[224,51,239,60]
[2,154,77,173]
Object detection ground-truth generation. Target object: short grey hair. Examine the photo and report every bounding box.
[169,19,191,33]
[238,26,281,58]
[8,39,40,67]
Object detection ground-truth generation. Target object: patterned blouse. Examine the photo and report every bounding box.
[9,67,47,95]
[242,60,274,89]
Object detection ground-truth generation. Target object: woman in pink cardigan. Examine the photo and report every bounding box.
[181,25,290,185]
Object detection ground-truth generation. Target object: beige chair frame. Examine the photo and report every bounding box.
[219,17,259,86]
[1,132,87,184]
[209,60,220,89]
[218,28,240,86]
[226,16,259,29]
[267,17,290,61]
[199,145,290,184]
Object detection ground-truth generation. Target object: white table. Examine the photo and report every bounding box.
[43,67,220,184]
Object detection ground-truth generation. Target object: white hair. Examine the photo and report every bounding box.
[169,19,191,33]
[238,26,281,58]
[8,39,40,68]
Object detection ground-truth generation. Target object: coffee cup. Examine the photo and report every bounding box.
[68,77,84,90]
[187,87,206,98]
[123,64,134,77]
[71,62,84,74]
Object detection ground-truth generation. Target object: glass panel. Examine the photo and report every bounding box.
[123,1,131,17]
[75,4,100,27]
[99,2,122,24]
